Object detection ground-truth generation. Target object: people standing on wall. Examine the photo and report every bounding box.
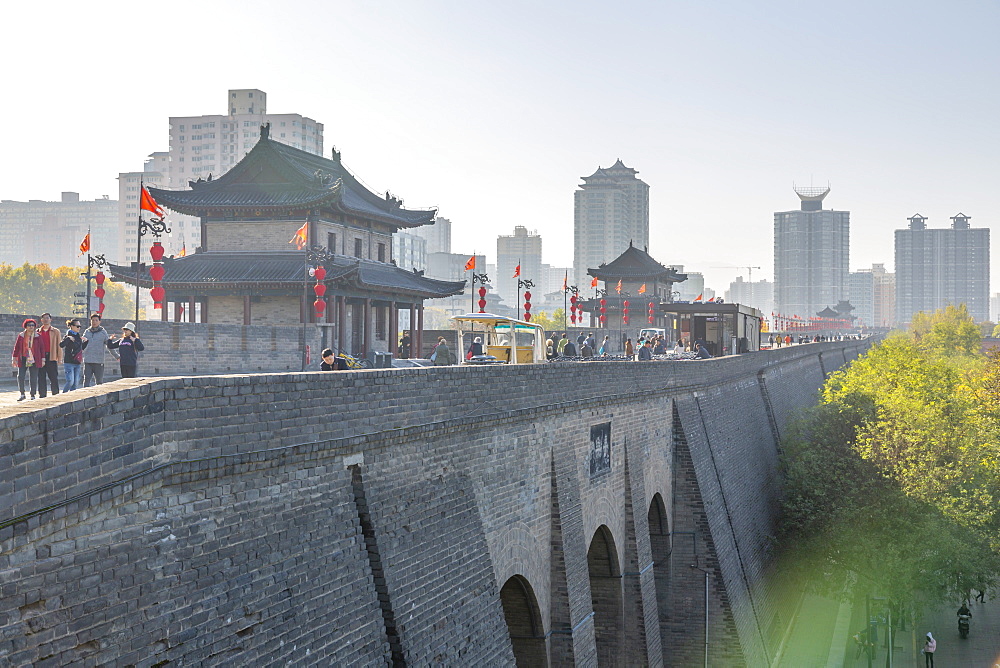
[637,339,653,361]
[82,314,114,386]
[673,340,684,355]
[11,318,43,401]
[653,337,666,355]
[320,348,337,370]
[399,332,411,359]
[36,313,62,397]
[598,335,609,356]
[624,338,634,358]
[784,334,792,347]
[557,333,569,357]
[59,319,87,392]
[431,336,452,365]
[107,322,144,378]
[545,338,555,360]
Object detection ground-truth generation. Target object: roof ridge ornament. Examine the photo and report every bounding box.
[259,122,271,139]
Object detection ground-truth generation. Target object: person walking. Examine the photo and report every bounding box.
[557,333,569,357]
[921,631,935,667]
[59,319,87,392]
[598,335,609,356]
[106,322,144,378]
[36,312,62,397]
[11,319,44,401]
[81,313,113,386]
[432,336,453,366]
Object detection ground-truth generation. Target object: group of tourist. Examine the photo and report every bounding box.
[769,332,862,347]
[11,313,143,401]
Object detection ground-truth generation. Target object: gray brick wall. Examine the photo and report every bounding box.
[0,339,875,666]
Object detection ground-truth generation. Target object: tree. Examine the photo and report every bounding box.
[779,324,1000,609]
[0,263,135,319]
[528,309,565,334]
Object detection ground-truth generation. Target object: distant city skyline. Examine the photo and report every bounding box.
[2,1,997,297]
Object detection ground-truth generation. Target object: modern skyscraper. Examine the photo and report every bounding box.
[117,152,170,265]
[773,186,850,319]
[411,216,452,255]
[894,213,989,323]
[573,160,649,288]
[725,277,774,318]
[497,226,543,310]
[0,192,118,268]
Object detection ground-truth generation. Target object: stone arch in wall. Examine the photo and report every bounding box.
[499,575,548,667]
[587,525,624,666]
[647,492,671,652]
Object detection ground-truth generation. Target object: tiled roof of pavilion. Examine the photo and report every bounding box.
[148,126,436,228]
[108,251,465,299]
[587,242,687,282]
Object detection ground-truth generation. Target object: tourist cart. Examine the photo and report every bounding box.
[451,313,545,364]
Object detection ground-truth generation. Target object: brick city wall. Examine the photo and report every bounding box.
[0,313,323,378]
[0,339,874,666]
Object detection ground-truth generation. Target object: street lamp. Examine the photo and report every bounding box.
[134,215,170,328]
[471,272,490,313]
[517,278,534,321]
[80,254,109,317]
[303,244,338,370]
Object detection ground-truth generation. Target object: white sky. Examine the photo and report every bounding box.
[3,1,998,293]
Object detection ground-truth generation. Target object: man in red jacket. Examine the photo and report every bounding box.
[36,312,62,397]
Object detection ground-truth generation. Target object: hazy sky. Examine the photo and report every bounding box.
[3,1,998,293]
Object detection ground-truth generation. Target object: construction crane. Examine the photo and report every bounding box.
[711,265,762,282]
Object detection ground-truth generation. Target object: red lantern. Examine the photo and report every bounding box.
[523,291,531,321]
[524,312,531,321]
[95,271,106,286]
[149,264,165,282]
[314,266,327,282]
[314,298,326,316]
[648,301,655,324]
[313,284,327,297]
[97,302,106,314]
[150,285,165,308]
[477,286,487,313]
[149,242,165,263]
[94,287,106,299]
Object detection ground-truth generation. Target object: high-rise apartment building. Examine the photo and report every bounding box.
[0,192,118,268]
[725,277,773,318]
[848,263,895,329]
[163,89,324,252]
[497,226,542,309]
[774,186,850,319]
[392,231,427,272]
[411,216,452,255]
[894,213,989,324]
[574,160,649,288]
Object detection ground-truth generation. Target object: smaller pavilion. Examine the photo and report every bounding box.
[579,242,687,337]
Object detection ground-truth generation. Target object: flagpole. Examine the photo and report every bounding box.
[470,251,476,314]
[135,183,143,327]
[516,259,521,322]
[563,273,568,331]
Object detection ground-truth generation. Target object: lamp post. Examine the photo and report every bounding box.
[471,272,490,313]
[304,244,338,370]
[82,254,109,317]
[618,290,631,352]
[517,278,534,321]
[134,215,170,330]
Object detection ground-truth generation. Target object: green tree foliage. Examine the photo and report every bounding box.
[779,311,1000,608]
[0,263,135,320]
[529,309,565,334]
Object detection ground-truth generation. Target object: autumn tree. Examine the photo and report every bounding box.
[0,263,135,320]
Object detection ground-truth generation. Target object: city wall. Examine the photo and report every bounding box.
[0,339,873,666]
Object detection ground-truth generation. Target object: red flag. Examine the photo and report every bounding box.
[590,276,598,288]
[695,293,703,301]
[708,296,715,302]
[513,264,520,278]
[140,186,166,219]
[178,243,187,258]
[289,221,308,250]
[616,279,622,294]
[464,256,476,271]
[638,283,647,294]
[78,233,90,256]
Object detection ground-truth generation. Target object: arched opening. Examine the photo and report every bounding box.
[500,575,547,667]
[647,493,671,651]
[587,525,623,666]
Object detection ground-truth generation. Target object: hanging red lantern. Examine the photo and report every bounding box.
[648,301,655,324]
[314,299,326,317]
[97,302,106,315]
[314,265,327,282]
[599,298,606,326]
[478,286,487,313]
[94,287,106,300]
[622,299,629,325]
[149,264,165,282]
[149,241,165,263]
[313,284,327,297]
[523,291,531,321]
[150,285,165,308]
[95,271,106,286]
